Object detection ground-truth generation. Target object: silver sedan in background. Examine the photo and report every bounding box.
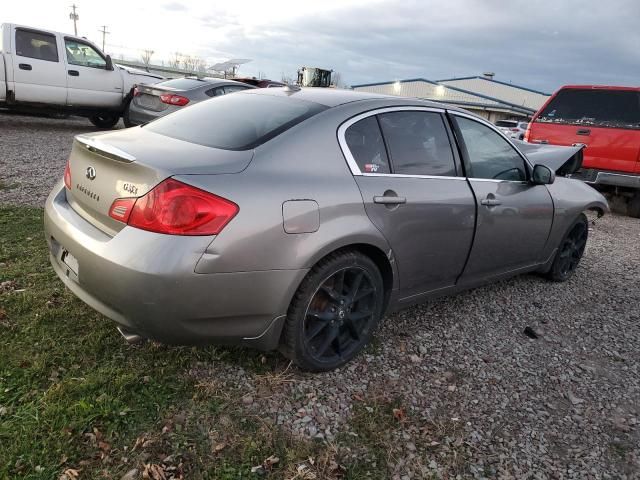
[124,76,254,126]
[45,88,608,371]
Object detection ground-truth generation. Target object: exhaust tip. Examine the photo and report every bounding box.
[117,326,144,344]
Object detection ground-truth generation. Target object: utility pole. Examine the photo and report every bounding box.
[69,4,79,36]
[98,25,110,52]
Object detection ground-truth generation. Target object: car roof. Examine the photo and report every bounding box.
[557,85,640,92]
[239,87,452,109]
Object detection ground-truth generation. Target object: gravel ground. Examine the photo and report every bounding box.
[0,112,121,206]
[1,112,639,478]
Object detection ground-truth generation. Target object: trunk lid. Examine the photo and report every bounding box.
[66,128,253,235]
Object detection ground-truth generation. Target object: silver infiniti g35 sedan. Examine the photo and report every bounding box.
[44,87,608,371]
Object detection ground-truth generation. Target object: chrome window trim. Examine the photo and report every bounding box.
[337,106,452,178]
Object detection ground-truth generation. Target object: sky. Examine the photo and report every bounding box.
[6,0,640,92]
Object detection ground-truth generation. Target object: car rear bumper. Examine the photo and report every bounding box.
[568,169,640,189]
[44,182,308,350]
[126,101,173,125]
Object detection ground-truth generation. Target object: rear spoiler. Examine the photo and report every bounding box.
[75,135,136,163]
[515,141,584,176]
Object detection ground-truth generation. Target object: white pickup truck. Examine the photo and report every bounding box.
[0,23,163,128]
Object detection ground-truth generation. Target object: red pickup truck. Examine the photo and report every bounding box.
[526,85,640,217]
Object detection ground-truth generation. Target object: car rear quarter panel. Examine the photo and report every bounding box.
[184,101,399,287]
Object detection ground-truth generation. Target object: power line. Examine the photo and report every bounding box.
[69,4,79,36]
[98,25,110,52]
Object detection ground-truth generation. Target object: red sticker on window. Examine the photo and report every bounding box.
[364,164,380,173]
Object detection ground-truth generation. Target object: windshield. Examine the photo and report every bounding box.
[537,89,640,129]
[146,92,328,150]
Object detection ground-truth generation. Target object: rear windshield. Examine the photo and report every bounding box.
[155,78,210,90]
[537,89,640,129]
[145,92,328,150]
[496,121,517,127]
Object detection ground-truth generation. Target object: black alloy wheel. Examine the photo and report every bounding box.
[283,251,384,371]
[547,214,589,282]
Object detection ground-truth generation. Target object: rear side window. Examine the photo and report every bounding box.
[146,93,327,150]
[455,117,527,181]
[15,29,58,62]
[378,111,456,176]
[344,116,390,174]
[537,89,640,129]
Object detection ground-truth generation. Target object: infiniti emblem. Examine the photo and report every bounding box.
[86,166,96,180]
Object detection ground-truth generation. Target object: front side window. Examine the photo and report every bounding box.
[344,116,390,174]
[455,116,527,181]
[15,29,58,62]
[378,111,456,176]
[64,39,106,69]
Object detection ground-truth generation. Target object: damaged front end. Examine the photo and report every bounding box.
[515,140,585,176]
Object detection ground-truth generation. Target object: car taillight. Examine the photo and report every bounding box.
[510,128,520,132]
[108,178,238,236]
[159,93,189,106]
[133,86,140,97]
[108,198,136,223]
[64,160,72,189]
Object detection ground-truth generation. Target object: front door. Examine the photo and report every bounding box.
[63,38,123,108]
[340,108,476,299]
[12,27,67,104]
[451,114,554,283]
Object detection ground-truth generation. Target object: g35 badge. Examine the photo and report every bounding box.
[123,183,139,196]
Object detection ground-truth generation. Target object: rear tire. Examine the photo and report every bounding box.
[281,250,384,371]
[628,192,640,218]
[545,213,589,282]
[89,112,120,129]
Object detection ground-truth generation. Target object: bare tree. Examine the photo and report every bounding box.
[141,49,154,66]
[182,55,204,73]
[168,52,182,69]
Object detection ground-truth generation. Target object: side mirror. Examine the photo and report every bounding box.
[532,164,555,185]
[105,55,114,71]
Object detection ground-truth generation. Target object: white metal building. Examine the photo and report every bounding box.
[351,74,550,122]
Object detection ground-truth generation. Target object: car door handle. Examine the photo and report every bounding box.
[68,70,79,76]
[481,197,502,207]
[576,129,591,136]
[373,195,406,205]
[18,63,32,70]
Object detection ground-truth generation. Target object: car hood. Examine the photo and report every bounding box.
[515,140,584,176]
[116,64,165,81]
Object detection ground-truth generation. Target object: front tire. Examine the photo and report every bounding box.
[282,251,384,371]
[546,213,589,282]
[89,112,120,129]
[627,192,640,218]
[122,102,136,128]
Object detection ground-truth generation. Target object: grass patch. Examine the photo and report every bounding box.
[0,206,391,479]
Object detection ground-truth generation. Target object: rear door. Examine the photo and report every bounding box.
[63,37,123,108]
[339,107,476,299]
[451,113,554,283]
[528,88,640,174]
[12,27,67,104]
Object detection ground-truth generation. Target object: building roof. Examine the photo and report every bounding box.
[436,76,551,96]
[350,77,541,115]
